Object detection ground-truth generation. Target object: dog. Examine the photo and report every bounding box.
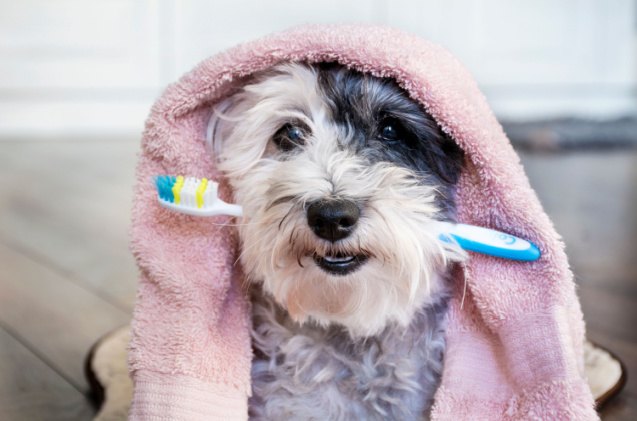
[208,62,466,420]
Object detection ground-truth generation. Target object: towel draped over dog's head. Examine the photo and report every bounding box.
[129,25,597,420]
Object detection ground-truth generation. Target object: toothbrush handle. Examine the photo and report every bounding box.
[217,202,243,217]
[158,199,243,217]
[441,223,541,261]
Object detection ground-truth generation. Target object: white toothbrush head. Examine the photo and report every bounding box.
[154,175,243,217]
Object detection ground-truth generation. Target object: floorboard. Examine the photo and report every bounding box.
[0,241,130,392]
[0,326,94,421]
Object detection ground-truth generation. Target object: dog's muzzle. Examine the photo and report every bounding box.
[307,199,368,275]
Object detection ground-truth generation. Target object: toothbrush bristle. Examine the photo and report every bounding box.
[155,175,176,203]
[155,175,217,209]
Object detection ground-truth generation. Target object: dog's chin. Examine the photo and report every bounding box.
[256,251,447,339]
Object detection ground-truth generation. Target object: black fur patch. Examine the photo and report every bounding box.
[315,63,464,215]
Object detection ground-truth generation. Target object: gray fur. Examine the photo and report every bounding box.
[249,285,449,421]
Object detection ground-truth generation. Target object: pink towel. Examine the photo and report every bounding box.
[128,24,597,420]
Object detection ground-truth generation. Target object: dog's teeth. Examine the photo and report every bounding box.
[323,255,355,263]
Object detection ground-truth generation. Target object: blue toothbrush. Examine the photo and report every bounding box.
[154,175,540,261]
[437,222,541,261]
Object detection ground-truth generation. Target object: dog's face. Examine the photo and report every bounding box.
[210,63,465,337]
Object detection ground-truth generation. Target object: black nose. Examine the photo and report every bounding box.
[306,199,360,242]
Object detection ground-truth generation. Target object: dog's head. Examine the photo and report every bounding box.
[209,63,465,337]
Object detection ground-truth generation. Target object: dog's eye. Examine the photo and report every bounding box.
[273,123,306,152]
[379,118,405,143]
[381,124,399,141]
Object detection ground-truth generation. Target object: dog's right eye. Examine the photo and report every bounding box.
[273,123,306,152]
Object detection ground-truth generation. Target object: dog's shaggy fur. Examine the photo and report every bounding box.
[208,63,465,420]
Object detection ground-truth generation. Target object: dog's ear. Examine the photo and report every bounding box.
[415,120,465,186]
[206,95,239,161]
[433,133,464,186]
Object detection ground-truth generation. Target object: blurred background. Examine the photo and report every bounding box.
[0,1,635,420]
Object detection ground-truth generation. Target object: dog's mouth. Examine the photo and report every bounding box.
[312,252,369,276]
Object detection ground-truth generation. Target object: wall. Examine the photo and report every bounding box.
[0,0,635,138]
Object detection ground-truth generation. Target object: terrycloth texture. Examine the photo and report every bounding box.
[129,24,598,420]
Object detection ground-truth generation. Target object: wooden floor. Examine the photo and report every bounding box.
[0,138,634,420]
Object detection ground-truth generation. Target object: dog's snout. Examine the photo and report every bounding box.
[306,199,360,242]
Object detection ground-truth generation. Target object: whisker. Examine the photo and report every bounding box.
[234,237,267,266]
[296,251,305,268]
[205,219,259,227]
[288,227,298,245]
[278,205,297,231]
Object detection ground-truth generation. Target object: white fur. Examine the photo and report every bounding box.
[209,63,464,337]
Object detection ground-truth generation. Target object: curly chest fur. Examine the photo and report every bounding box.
[248,288,449,420]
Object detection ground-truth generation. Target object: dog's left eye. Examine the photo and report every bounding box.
[379,118,406,143]
[381,124,399,141]
[273,123,306,152]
